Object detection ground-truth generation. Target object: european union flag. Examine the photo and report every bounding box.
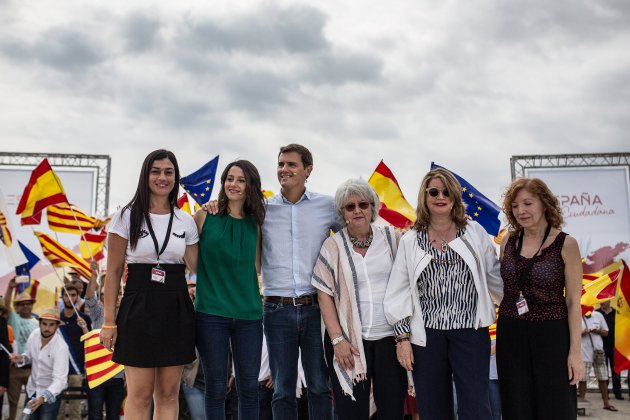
[180,156,219,207]
[16,240,40,293]
[431,162,501,236]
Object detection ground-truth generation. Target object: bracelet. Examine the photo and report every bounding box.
[395,333,410,343]
[331,336,345,346]
[101,324,117,330]
[396,337,410,344]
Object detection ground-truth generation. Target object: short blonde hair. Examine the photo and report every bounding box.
[502,177,563,234]
[413,168,468,231]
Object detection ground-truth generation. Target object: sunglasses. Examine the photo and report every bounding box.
[426,188,450,198]
[344,201,372,212]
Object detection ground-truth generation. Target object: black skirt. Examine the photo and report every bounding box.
[113,263,195,368]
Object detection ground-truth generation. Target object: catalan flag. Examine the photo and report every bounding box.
[34,232,92,279]
[177,193,199,216]
[47,203,107,234]
[0,209,12,247]
[180,156,219,207]
[81,329,124,389]
[431,163,501,236]
[614,260,630,374]
[79,230,107,262]
[367,161,416,228]
[15,159,69,225]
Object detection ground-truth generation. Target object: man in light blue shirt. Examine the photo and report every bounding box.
[262,144,336,420]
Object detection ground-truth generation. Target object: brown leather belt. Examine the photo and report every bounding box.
[264,294,318,306]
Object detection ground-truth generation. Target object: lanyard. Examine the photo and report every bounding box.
[144,210,174,265]
[515,223,551,293]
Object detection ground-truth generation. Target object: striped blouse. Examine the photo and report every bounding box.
[394,228,477,335]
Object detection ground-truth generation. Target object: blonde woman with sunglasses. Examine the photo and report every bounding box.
[383,168,503,420]
[312,178,408,419]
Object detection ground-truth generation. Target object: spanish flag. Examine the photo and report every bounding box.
[0,209,12,247]
[16,159,69,225]
[177,193,199,216]
[614,260,630,374]
[581,261,622,314]
[47,203,107,234]
[81,329,124,389]
[34,232,92,279]
[367,161,416,228]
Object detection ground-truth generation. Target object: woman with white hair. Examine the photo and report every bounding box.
[312,178,407,419]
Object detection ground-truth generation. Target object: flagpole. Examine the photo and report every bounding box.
[68,206,96,262]
[52,230,68,280]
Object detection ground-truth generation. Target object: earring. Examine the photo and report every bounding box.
[345,220,349,225]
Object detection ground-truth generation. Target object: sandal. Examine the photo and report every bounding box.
[603,405,618,411]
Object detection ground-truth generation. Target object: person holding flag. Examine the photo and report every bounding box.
[4,281,39,420]
[100,149,199,419]
[497,177,584,418]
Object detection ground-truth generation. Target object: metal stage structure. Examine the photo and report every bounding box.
[510,152,630,179]
[0,152,111,216]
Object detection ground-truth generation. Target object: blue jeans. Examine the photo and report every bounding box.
[182,383,205,420]
[488,379,501,420]
[263,300,332,420]
[87,376,126,420]
[28,395,62,420]
[196,312,263,420]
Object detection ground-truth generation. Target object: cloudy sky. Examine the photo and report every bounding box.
[1,0,629,214]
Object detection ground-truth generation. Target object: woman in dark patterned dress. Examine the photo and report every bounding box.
[497,178,584,419]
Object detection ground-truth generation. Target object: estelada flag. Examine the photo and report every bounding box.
[614,260,630,374]
[81,329,124,389]
[47,203,107,234]
[368,161,416,228]
[34,231,92,279]
[15,159,69,225]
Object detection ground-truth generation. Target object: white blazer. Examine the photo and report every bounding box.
[383,220,503,347]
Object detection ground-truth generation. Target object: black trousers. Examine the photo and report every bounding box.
[324,333,407,420]
[604,347,622,395]
[412,327,491,420]
[497,316,577,420]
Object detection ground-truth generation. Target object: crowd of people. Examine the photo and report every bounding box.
[0,144,628,420]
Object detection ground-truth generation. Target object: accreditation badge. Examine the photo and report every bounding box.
[516,292,529,316]
[151,266,166,284]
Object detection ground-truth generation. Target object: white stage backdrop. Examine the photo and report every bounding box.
[526,166,630,271]
[0,166,97,275]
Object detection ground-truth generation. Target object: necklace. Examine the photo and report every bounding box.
[349,229,373,248]
[429,223,454,252]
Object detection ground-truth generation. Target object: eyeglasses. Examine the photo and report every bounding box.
[426,188,450,198]
[344,202,372,212]
[15,302,33,307]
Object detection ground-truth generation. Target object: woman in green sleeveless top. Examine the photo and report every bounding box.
[193,160,266,420]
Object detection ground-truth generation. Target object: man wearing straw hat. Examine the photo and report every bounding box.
[9,307,69,419]
[4,278,39,420]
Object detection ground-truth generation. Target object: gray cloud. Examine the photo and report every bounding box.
[177,5,328,54]
[123,14,162,52]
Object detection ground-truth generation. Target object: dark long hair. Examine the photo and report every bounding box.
[217,160,266,226]
[123,149,180,250]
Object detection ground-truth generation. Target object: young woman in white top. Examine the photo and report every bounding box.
[100,149,199,419]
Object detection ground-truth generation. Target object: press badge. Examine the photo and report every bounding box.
[516,292,529,315]
[151,266,166,284]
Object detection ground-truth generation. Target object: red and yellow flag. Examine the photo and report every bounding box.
[47,203,107,234]
[15,159,69,225]
[34,232,92,279]
[177,193,199,216]
[81,329,124,389]
[0,209,12,247]
[581,261,622,315]
[614,260,630,374]
[79,231,107,262]
[367,161,416,228]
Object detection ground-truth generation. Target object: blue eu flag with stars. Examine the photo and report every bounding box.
[181,156,219,207]
[431,162,501,236]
